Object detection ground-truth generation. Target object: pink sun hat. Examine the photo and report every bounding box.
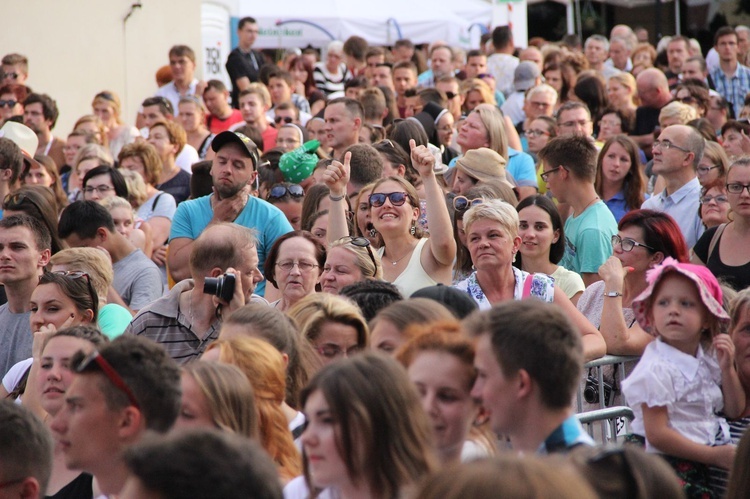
[631,257,729,334]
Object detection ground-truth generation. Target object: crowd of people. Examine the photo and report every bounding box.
[3,15,750,499]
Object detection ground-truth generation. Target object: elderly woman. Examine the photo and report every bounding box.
[453,199,605,361]
[324,143,456,297]
[699,179,730,229]
[263,230,325,312]
[91,90,139,158]
[313,41,352,96]
[319,236,382,294]
[577,209,689,355]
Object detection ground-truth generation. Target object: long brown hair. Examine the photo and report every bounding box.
[595,135,645,211]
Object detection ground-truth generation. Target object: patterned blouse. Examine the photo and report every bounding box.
[453,266,556,310]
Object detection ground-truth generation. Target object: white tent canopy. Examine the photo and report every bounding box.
[240,0,488,49]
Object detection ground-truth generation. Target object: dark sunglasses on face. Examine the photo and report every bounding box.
[0,99,17,108]
[274,116,293,125]
[369,192,409,207]
[268,184,304,200]
[445,91,458,99]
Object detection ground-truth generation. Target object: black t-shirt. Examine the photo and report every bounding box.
[633,105,664,136]
[693,225,750,291]
[225,47,264,108]
[157,169,192,205]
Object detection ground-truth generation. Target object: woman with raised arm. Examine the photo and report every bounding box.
[323,141,455,297]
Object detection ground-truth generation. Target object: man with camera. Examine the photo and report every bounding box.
[125,222,263,364]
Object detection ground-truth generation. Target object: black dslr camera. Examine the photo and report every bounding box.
[203,273,236,302]
[583,375,614,406]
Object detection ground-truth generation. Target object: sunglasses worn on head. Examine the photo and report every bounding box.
[4,192,43,215]
[338,236,378,273]
[76,350,141,409]
[453,196,483,212]
[268,184,304,200]
[45,270,97,312]
[369,192,409,207]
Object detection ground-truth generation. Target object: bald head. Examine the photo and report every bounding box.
[610,24,637,46]
[636,68,671,108]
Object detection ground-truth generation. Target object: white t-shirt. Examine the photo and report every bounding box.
[136,191,177,222]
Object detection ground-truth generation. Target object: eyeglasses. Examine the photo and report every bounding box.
[268,184,304,200]
[652,140,690,153]
[369,192,409,207]
[540,165,563,182]
[477,73,494,80]
[0,99,17,108]
[611,234,655,252]
[727,183,750,195]
[83,185,114,195]
[453,196,483,212]
[526,129,550,138]
[47,270,97,310]
[276,260,319,272]
[700,194,729,204]
[558,119,591,128]
[3,192,43,215]
[338,236,378,274]
[274,116,293,125]
[316,344,364,359]
[76,350,141,409]
[696,165,720,175]
[599,119,621,128]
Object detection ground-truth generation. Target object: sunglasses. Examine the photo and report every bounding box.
[453,196,483,212]
[2,72,18,80]
[3,192,42,213]
[268,184,304,200]
[44,270,97,310]
[338,235,378,274]
[445,91,458,100]
[0,99,17,108]
[76,350,141,409]
[369,192,409,207]
[96,91,116,102]
[274,116,293,125]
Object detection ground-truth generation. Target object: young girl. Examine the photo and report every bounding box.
[623,258,745,496]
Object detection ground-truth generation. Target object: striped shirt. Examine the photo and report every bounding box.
[711,63,750,118]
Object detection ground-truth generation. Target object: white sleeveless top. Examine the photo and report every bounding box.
[378,238,436,297]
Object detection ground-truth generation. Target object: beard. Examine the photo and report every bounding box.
[214,179,247,199]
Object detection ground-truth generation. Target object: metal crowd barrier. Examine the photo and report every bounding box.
[575,354,640,443]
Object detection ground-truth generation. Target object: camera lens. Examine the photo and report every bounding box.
[203,276,223,297]
[583,379,599,404]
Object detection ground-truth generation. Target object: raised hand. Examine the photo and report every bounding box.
[409,139,435,178]
[211,184,251,223]
[323,151,351,197]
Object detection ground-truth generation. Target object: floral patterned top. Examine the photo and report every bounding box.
[453,267,555,310]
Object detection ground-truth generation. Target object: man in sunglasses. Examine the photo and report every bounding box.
[167,130,292,293]
[0,215,50,378]
[1,53,28,86]
[51,335,181,497]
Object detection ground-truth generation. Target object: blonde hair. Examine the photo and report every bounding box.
[150,120,187,155]
[659,101,698,127]
[460,78,496,107]
[288,293,370,348]
[607,72,638,106]
[329,237,383,280]
[241,83,272,109]
[49,247,113,299]
[73,144,113,173]
[74,114,108,148]
[463,198,519,239]
[92,91,123,124]
[100,196,135,225]
[473,104,509,159]
[117,168,148,208]
[181,361,259,439]
[205,337,302,481]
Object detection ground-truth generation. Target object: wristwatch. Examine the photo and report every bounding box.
[603,291,623,297]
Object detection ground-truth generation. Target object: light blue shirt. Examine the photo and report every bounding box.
[641,177,703,248]
[561,201,618,274]
[169,194,294,296]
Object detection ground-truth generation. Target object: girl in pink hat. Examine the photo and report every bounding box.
[622,258,744,496]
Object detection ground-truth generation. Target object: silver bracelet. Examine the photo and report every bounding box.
[328,193,346,202]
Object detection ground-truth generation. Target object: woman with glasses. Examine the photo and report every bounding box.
[697,141,729,187]
[674,82,709,118]
[578,209,689,355]
[526,116,557,195]
[202,337,302,484]
[287,292,369,367]
[2,325,107,499]
[285,353,437,499]
[699,179,731,229]
[0,83,27,127]
[91,90,139,158]
[596,108,634,142]
[264,231,325,312]
[266,182,305,230]
[693,158,750,291]
[177,96,214,160]
[516,195,585,304]
[595,135,647,223]
[319,236,382,294]
[454,199,606,361]
[325,143,455,298]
